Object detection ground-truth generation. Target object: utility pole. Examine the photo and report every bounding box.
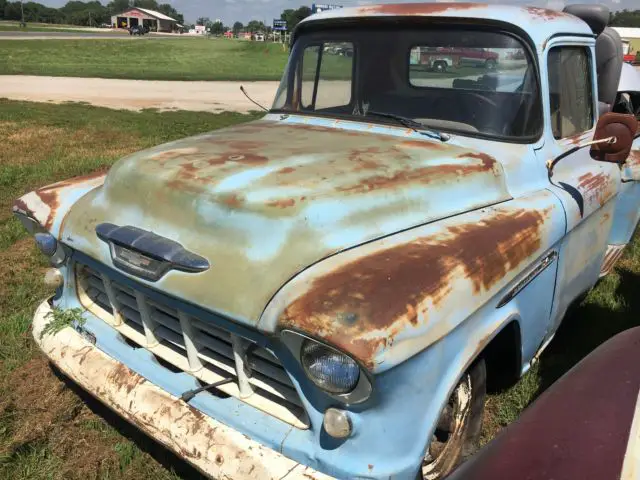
[20,0,25,27]
[89,11,92,27]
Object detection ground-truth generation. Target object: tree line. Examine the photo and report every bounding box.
[194,7,312,35]
[610,9,640,27]
[0,0,183,26]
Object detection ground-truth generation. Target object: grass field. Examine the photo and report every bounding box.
[0,39,289,81]
[0,99,639,478]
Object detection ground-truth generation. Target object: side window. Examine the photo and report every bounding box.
[300,42,353,112]
[548,46,594,139]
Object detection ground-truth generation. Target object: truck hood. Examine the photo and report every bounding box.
[60,117,512,327]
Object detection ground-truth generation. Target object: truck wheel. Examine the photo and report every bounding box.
[433,61,447,73]
[485,59,497,70]
[420,359,486,480]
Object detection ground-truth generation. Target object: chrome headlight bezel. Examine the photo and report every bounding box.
[13,211,68,266]
[280,330,373,405]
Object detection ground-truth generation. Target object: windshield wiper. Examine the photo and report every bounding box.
[365,111,450,142]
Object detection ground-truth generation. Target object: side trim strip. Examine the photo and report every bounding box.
[497,250,558,308]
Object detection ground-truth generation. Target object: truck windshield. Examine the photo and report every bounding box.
[272,26,542,140]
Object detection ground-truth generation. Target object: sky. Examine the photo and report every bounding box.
[36,0,638,25]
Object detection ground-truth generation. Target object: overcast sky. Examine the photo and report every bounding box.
[37,0,637,25]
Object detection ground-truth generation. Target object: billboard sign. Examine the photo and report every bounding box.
[273,19,287,31]
[311,4,343,14]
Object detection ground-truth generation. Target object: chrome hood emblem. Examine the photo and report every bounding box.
[96,223,209,282]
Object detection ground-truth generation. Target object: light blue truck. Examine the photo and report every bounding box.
[13,3,640,479]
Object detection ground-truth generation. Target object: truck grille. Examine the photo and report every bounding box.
[75,263,309,429]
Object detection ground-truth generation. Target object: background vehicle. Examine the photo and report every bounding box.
[13,4,640,480]
[128,25,147,35]
[448,326,640,480]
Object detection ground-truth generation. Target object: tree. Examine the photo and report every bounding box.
[107,0,131,15]
[133,0,158,10]
[246,19,265,33]
[610,9,640,27]
[280,6,311,31]
[0,0,7,19]
[208,20,224,35]
[232,21,243,35]
[157,3,183,24]
[196,16,209,26]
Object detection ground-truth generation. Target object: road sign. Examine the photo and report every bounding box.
[273,19,287,31]
[311,4,343,14]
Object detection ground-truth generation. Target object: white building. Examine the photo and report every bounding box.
[111,7,178,33]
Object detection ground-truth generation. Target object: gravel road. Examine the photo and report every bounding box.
[0,76,279,113]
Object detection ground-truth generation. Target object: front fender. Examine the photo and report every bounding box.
[12,172,106,238]
[260,190,564,374]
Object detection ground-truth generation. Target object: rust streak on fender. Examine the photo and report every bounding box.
[282,208,548,368]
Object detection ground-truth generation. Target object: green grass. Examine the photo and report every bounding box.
[0,38,289,81]
[0,100,256,479]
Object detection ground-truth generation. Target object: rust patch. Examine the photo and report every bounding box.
[399,139,447,150]
[107,363,145,395]
[221,193,244,208]
[338,156,496,194]
[524,6,569,20]
[277,167,296,174]
[358,2,484,16]
[458,152,497,170]
[282,208,548,368]
[577,172,613,206]
[12,197,34,216]
[266,198,296,208]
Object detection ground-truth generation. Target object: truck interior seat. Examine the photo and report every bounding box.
[563,4,623,109]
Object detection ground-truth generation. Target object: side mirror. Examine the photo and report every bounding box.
[590,112,638,163]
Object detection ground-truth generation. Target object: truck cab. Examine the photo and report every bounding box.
[14,4,639,480]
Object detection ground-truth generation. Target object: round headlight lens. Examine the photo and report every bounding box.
[301,340,360,394]
[35,232,58,257]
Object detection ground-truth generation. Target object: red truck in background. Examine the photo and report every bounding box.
[411,47,499,72]
[623,40,637,64]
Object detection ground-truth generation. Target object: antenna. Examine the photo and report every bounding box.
[240,85,269,112]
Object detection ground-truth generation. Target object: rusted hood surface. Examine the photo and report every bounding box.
[59,118,511,326]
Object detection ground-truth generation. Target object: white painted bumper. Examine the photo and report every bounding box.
[32,299,331,480]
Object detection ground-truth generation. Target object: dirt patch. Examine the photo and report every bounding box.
[0,124,141,168]
[0,356,122,479]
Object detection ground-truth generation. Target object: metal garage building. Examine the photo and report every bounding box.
[111,7,177,32]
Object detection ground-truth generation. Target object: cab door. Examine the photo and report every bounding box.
[538,40,622,331]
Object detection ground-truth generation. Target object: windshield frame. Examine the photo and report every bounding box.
[272,18,543,144]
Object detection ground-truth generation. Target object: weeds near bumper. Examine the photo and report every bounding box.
[39,307,85,340]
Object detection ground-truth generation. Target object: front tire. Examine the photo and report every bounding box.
[420,359,486,480]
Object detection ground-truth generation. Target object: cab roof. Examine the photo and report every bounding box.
[298,3,593,48]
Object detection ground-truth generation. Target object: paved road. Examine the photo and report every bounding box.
[0,75,279,113]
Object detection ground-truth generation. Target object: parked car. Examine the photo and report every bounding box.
[128,25,147,36]
[448,326,640,480]
[13,3,640,480]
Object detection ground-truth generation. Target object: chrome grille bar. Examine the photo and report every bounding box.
[76,263,308,428]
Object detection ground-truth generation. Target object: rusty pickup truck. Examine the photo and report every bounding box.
[13,3,640,480]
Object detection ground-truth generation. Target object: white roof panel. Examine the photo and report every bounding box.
[136,7,176,22]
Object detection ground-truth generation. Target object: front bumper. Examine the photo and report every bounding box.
[32,299,331,480]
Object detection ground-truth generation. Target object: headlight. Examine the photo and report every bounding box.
[13,212,67,266]
[301,339,360,394]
